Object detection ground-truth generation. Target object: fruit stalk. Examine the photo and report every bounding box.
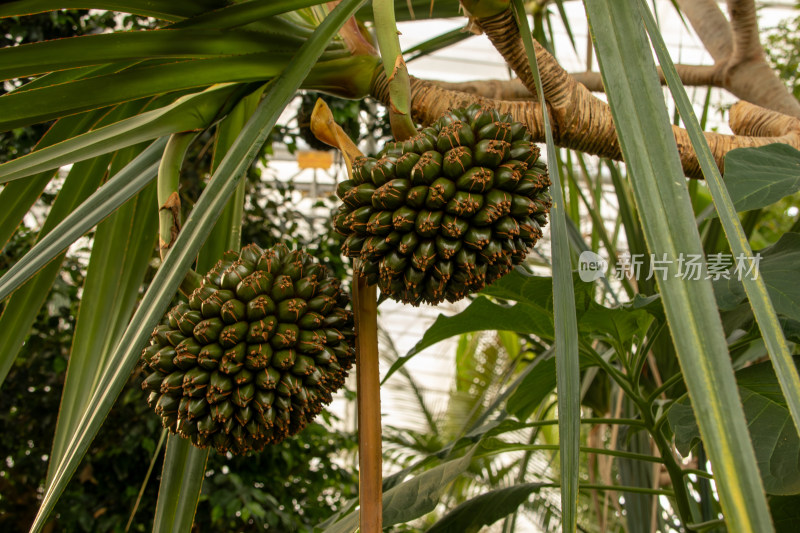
[309,98,384,530]
[372,0,418,141]
[157,132,196,258]
[354,270,382,532]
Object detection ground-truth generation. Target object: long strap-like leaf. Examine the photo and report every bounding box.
[0,0,223,21]
[0,53,292,131]
[152,436,210,533]
[48,154,159,482]
[0,108,108,248]
[511,2,581,531]
[638,0,800,441]
[0,138,166,303]
[0,84,245,184]
[0,29,299,80]
[151,82,263,533]
[29,2,366,530]
[584,2,773,530]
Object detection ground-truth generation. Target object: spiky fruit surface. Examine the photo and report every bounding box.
[334,104,551,305]
[140,244,355,455]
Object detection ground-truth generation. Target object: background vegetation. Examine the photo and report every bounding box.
[1,1,799,532]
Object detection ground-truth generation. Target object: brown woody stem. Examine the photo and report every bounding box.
[310,99,384,532]
[354,273,382,533]
[370,70,800,178]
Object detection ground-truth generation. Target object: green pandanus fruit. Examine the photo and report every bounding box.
[334,104,551,305]
[140,243,355,455]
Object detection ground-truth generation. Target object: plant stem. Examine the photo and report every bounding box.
[157,132,196,259]
[647,372,685,404]
[587,342,696,527]
[682,468,715,480]
[633,394,698,531]
[372,0,417,140]
[475,444,665,464]
[632,321,665,393]
[354,272,382,533]
[536,482,673,497]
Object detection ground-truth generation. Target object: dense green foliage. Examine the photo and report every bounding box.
[1,2,800,532]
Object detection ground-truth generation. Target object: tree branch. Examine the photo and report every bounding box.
[446,1,800,119]
[728,0,762,64]
[571,64,720,92]
[675,0,733,61]
[370,70,800,179]
[678,0,800,117]
[429,62,719,99]
[430,78,531,100]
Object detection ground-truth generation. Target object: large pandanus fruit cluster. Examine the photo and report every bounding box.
[140,244,355,455]
[333,104,551,305]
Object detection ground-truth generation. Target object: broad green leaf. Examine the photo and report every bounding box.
[714,232,800,322]
[667,358,800,495]
[578,295,654,352]
[0,84,244,183]
[769,495,800,532]
[382,297,554,384]
[0,53,292,130]
[153,436,210,533]
[426,482,543,533]
[587,1,773,530]
[506,355,596,421]
[385,269,651,384]
[0,30,298,80]
[0,0,224,21]
[31,2,366,529]
[47,164,158,481]
[506,358,558,420]
[723,145,800,213]
[0,138,166,302]
[480,266,576,303]
[325,447,477,533]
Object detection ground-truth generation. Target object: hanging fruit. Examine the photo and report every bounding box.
[140,243,355,455]
[334,104,551,305]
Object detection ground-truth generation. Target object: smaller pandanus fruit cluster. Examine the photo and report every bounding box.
[140,244,355,455]
[333,104,551,305]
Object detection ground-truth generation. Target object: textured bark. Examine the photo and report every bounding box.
[677,0,800,117]
[370,71,800,179]
[675,0,733,61]
[572,65,720,92]
[432,64,720,97]
[431,78,531,100]
[450,2,800,119]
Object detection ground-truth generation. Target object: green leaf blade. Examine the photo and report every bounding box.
[586,1,774,529]
[0,29,293,81]
[153,436,210,533]
[723,144,800,213]
[29,1,367,529]
[47,171,158,482]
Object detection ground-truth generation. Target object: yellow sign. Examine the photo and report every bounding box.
[297,150,333,169]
